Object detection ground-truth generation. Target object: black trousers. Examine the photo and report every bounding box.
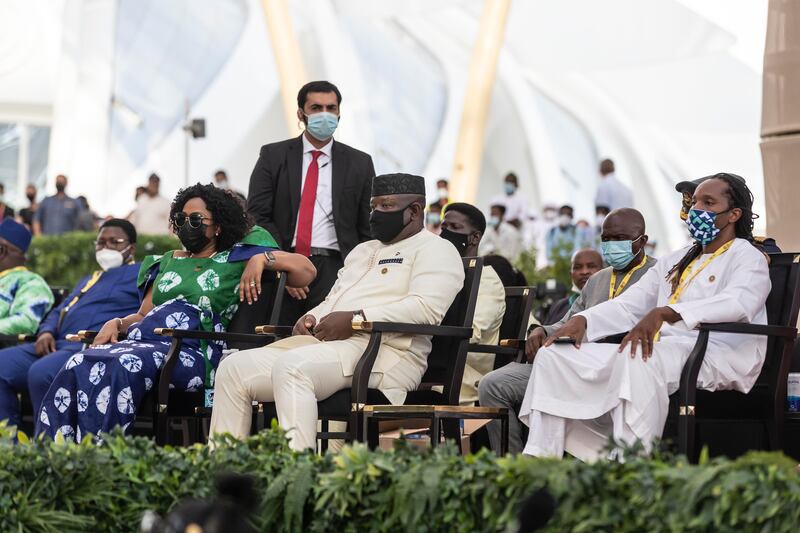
[279,253,343,326]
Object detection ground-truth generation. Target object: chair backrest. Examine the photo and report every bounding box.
[493,286,536,369]
[50,287,70,308]
[225,270,287,349]
[498,286,536,342]
[421,256,483,403]
[755,253,800,389]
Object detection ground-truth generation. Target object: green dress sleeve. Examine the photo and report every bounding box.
[240,225,279,248]
[228,225,279,262]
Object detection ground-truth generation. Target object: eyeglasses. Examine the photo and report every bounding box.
[94,238,129,249]
[172,212,212,229]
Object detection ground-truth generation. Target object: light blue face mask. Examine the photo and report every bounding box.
[504,183,516,195]
[305,112,338,141]
[488,216,501,227]
[600,235,643,270]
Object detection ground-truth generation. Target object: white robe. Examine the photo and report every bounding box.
[519,238,770,460]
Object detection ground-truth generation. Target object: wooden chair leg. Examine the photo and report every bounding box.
[365,415,380,450]
[441,418,460,452]
[499,413,509,457]
[766,414,783,451]
[678,408,695,461]
[156,410,169,446]
[320,419,329,453]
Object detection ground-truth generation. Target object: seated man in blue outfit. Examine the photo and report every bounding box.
[0,219,141,428]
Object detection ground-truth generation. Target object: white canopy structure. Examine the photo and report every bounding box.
[0,0,767,252]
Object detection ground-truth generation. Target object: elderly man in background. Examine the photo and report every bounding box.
[479,207,655,453]
[544,249,604,325]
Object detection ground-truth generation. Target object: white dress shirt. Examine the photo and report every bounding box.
[292,135,339,250]
[490,192,528,222]
[129,194,171,235]
[594,172,634,211]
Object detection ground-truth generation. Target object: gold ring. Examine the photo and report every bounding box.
[249,281,257,286]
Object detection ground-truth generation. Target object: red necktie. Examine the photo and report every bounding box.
[295,150,322,256]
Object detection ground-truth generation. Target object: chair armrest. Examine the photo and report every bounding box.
[352,321,472,338]
[697,322,797,338]
[154,328,273,345]
[65,330,97,343]
[254,324,294,337]
[0,333,37,344]
[468,343,520,356]
[499,338,525,348]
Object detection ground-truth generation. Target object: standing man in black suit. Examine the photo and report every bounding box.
[247,80,376,325]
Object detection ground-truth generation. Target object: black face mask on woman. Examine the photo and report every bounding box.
[178,224,211,253]
[369,204,412,243]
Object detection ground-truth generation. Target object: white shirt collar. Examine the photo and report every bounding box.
[302,133,333,158]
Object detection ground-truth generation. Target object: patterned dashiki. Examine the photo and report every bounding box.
[0,266,54,336]
[35,226,277,441]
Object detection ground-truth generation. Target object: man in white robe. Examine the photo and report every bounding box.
[520,175,770,460]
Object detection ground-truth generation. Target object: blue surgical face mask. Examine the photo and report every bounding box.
[305,111,338,141]
[687,208,728,246]
[488,216,501,228]
[504,183,516,195]
[426,212,441,226]
[600,236,643,270]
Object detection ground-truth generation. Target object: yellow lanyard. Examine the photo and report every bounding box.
[668,240,733,305]
[59,271,103,327]
[608,255,648,300]
[0,266,28,281]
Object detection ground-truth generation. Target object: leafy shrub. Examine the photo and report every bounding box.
[1,423,799,532]
[27,232,180,287]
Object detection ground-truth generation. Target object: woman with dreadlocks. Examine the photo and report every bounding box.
[517,173,770,460]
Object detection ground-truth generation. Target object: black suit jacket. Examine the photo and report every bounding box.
[246,135,376,258]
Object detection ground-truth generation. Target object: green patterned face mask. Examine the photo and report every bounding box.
[687,208,729,246]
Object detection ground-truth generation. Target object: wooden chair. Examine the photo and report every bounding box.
[258,257,484,451]
[468,286,536,371]
[670,252,800,461]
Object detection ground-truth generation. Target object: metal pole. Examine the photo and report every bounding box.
[184,98,190,188]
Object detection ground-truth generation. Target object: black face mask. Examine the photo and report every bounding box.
[440,228,470,257]
[370,206,410,243]
[26,194,35,202]
[55,184,66,193]
[178,224,211,253]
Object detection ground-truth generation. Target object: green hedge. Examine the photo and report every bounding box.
[1,424,798,532]
[27,232,180,287]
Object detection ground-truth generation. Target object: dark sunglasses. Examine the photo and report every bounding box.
[172,212,212,229]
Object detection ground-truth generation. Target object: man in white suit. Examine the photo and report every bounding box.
[209,173,465,450]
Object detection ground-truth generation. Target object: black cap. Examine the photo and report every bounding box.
[675,172,746,194]
[371,173,426,197]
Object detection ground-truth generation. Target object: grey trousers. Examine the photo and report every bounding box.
[477,362,532,454]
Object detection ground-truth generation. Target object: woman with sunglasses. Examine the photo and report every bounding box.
[35,183,315,441]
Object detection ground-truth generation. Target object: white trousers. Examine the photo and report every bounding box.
[209,335,416,451]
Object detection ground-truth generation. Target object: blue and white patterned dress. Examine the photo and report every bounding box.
[34,226,278,441]
[35,299,221,441]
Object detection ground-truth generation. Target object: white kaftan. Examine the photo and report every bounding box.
[519,238,770,460]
